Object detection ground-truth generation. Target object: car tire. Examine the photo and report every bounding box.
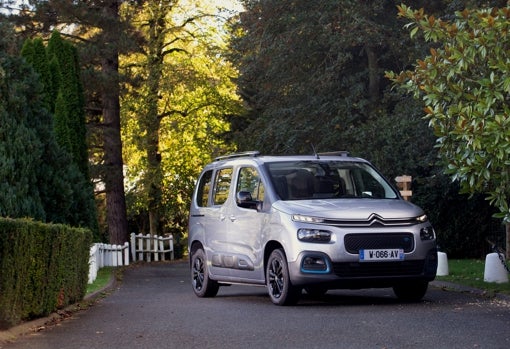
[266,249,301,305]
[191,247,219,297]
[393,281,428,302]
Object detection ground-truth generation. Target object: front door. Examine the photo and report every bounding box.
[225,166,267,282]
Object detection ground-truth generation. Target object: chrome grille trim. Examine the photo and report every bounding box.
[321,213,418,227]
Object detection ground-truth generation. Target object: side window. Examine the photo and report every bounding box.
[196,170,213,207]
[213,168,233,205]
[236,167,265,203]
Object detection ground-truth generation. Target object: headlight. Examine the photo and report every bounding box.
[416,214,428,223]
[297,228,331,243]
[292,214,324,223]
[420,226,435,240]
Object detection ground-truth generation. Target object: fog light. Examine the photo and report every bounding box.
[420,226,435,240]
[302,256,329,272]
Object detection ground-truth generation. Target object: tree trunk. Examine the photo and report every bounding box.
[365,45,380,111]
[102,0,128,244]
[144,2,166,236]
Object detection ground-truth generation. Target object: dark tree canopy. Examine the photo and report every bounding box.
[9,0,138,243]
[0,22,98,234]
[229,1,421,155]
[228,0,506,257]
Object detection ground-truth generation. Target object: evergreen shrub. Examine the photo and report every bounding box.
[0,218,92,329]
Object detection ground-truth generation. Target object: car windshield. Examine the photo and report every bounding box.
[265,161,399,200]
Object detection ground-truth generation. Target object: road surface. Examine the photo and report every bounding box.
[1,261,510,349]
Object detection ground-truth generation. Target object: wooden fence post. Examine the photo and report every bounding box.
[145,234,151,262]
[395,175,412,201]
[123,241,130,266]
[159,238,165,261]
[154,235,159,262]
[130,233,136,262]
[137,234,143,261]
[170,235,174,260]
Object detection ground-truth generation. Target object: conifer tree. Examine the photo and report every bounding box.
[47,31,89,179]
[12,1,132,243]
[0,27,46,220]
[0,25,98,236]
[21,38,54,111]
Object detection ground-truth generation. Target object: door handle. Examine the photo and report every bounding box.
[220,214,226,221]
[229,215,236,222]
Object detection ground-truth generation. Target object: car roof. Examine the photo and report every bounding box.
[204,151,369,170]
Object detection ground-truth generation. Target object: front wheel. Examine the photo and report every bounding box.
[191,247,219,297]
[393,281,428,302]
[266,249,301,305]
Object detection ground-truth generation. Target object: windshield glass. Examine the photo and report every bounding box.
[265,161,398,200]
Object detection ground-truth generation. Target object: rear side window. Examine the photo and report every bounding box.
[213,168,233,205]
[196,170,213,207]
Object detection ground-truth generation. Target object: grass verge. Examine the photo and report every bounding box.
[436,259,510,296]
[86,267,115,296]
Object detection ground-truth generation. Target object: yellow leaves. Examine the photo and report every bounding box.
[423,106,433,115]
[397,4,425,21]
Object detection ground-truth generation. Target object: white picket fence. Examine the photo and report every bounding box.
[88,233,174,284]
[88,242,129,284]
[130,232,174,262]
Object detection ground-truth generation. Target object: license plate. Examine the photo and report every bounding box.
[359,249,404,262]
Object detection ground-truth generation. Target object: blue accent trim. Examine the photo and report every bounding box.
[300,254,331,274]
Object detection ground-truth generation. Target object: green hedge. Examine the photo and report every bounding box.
[0,218,92,329]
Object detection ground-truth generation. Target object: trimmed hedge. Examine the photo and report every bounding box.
[0,218,92,329]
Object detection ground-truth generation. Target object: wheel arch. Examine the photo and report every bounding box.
[189,240,204,265]
[264,240,284,278]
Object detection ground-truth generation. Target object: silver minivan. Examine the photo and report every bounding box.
[188,151,437,305]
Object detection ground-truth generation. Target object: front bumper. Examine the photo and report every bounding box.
[288,248,438,289]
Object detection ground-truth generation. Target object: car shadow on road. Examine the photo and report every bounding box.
[215,287,432,307]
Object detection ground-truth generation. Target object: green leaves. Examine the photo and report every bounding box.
[390,4,510,221]
[120,0,239,238]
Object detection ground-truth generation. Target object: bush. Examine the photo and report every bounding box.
[0,218,92,329]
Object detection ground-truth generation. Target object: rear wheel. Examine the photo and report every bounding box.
[266,249,301,305]
[191,247,219,297]
[393,281,428,302]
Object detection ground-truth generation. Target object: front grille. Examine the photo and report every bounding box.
[332,260,425,277]
[322,214,418,227]
[344,233,414,254]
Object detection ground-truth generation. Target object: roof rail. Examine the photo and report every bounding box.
[214,151,260,161]
[317,151,350,157]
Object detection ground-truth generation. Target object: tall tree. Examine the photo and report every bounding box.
[0,23,45,220]
[387,4,510,257]
[121,0,240,238]
[20,37,54,111]
[8,0,136,243]
[229,0,421,154]
[19,32,98,235]
[47,31,89,179]
[98,0,129,244]
[0,22,98,233]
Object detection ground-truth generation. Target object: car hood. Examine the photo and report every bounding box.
[272,198,424,220]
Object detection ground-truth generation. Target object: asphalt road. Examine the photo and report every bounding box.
[1,260,510,349]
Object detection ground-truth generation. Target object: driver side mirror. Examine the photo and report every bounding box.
[236,191,260,210]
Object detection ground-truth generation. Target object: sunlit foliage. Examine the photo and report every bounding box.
[120,0,242,246]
